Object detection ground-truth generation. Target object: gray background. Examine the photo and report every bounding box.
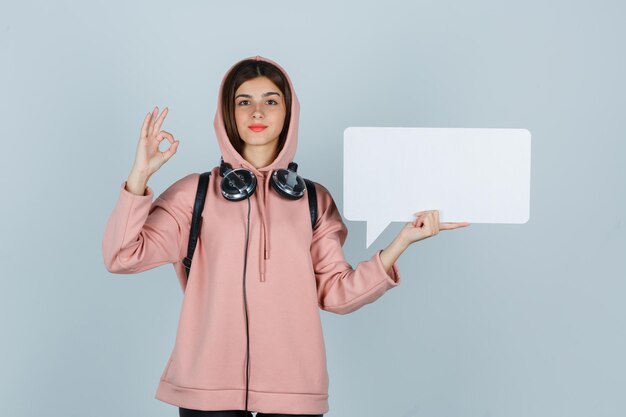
[1,0,624,416]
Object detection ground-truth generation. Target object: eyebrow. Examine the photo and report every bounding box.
[234,92,281,100]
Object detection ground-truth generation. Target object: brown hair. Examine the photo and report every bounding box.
[221,59,292,160]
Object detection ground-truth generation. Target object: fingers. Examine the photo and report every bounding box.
[439,222,471,230]
[160,138,180,162]
[412,210,437,235]
[154,130,179,161]
[154,130,175,144]
[412,211,425,227]
[413,210,437,222]
[141,111,152,139]
[412,210,471,234]
[412,210,441,235]
[146,106,167,138]
[152,107,169,136]
[146,106,159,137]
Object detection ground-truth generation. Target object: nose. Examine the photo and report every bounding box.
[251,103,264,118]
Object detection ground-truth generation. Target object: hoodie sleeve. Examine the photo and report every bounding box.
[311,183,401,315]
[102,174,195,274]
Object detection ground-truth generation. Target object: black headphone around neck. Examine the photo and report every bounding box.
[219,157,306,201]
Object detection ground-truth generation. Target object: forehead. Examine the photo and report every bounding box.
[235,76,280,95]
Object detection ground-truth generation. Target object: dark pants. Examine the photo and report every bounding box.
[179,407,323,417]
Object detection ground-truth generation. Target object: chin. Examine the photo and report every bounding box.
[242,133,279,146]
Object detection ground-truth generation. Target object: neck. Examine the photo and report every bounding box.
[242,144,278,169]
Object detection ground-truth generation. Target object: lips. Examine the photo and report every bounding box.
[249,125,267,132]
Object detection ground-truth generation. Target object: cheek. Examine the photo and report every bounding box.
[234,110,246,128]
[273,110,286,128]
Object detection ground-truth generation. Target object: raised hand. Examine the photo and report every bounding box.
[131,106,180,179]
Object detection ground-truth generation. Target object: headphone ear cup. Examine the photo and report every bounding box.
[221,168,257,201]
[270,168,306,200]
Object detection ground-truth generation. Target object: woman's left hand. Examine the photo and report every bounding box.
[398,210,470,246]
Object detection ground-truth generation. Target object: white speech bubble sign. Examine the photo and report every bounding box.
[343,127,531,248]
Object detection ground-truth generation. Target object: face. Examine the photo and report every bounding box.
[234,76,286,154]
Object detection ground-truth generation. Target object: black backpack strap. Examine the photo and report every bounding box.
[183,172,211,278]
[303,178,318,229]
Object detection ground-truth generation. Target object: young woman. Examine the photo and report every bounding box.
[102,55,469,417]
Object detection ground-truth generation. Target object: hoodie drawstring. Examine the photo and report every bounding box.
[258,181,269,282]
[242,163,270,282]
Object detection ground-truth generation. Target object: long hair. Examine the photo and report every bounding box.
[221,59,292,160]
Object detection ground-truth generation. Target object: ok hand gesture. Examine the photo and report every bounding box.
[131,106,180,178]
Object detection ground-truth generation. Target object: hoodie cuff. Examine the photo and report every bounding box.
[376,249,401,286]
[120,180,154,199]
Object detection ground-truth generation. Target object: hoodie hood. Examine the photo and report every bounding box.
[213,55,300,175]
[213,55,300,282]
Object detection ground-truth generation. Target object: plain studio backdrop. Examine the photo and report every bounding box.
[1,1,624,416]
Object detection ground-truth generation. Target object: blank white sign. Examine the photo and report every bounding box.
[343,127,531,248]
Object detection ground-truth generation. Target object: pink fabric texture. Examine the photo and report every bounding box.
[102,55,401,415]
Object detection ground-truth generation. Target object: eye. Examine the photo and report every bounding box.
[236,99,280,106]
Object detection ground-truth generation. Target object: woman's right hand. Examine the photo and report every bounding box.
[131,106,180,179]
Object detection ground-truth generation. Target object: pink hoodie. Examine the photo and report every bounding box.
[102,55,401,415]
